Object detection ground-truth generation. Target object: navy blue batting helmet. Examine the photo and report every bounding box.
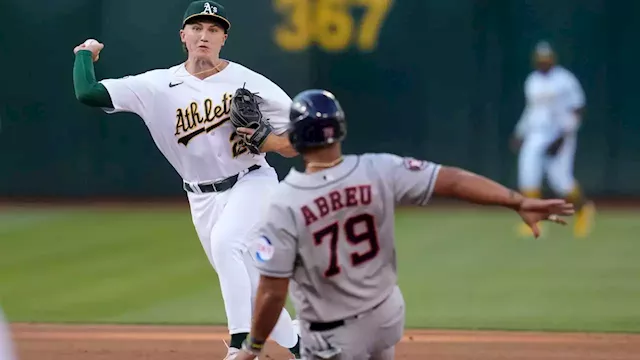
[288,89,347,153]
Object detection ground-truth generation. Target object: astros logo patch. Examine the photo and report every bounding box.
[255,236,274,263]
[403,157,427,171]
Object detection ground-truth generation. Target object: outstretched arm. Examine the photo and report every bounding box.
[433,166,574,236]
[372,154,573,238]
[433,166,524,209]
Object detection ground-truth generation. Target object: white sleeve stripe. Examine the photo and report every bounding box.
[257,269,292,278]
[420,164,442,205]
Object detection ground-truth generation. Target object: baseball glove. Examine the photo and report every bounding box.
[229,86,273,155]
[545,135,565,156]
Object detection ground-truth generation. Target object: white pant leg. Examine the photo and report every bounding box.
[546,133,577,196]
[189,187,254,335]
[190,167,298,347]
[209,167,277,336]
[518,133,551,191]
[233,167,297,348]
[188,190,225,267]
[0,307,17,360]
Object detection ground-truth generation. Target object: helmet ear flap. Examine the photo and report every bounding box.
[288,129,300,152]
[288,89,347,152]
[289,117,346,153]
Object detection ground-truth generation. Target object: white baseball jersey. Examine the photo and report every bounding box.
[515,66,585,137]
[254,153,441,323]
[99,61,292,183]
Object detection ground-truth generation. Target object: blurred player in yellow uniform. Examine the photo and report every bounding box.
[511,41,595,238]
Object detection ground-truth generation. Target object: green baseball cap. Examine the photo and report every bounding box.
[182,1,230,31]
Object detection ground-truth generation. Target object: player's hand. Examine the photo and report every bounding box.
[516,198,575,238]
[236,127,262,154]
[73,39,104,62]
[236,127,256,141]
[235,350,258,360]
[236,128,297,157]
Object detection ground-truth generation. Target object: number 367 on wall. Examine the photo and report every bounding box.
[273,0,394,52]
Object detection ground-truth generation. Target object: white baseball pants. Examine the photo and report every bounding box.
[518,131,577,195]
[186,166,298,348]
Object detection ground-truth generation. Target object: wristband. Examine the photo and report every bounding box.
[241,335,265,356]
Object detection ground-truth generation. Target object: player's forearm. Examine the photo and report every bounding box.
[562,107,583,134]
[261,133,298,158]
[73,50,113,108]
[433,166,524,210]
[249,276,290,342]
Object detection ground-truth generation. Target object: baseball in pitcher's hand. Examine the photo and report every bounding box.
[517,198,575,238]
[73,39,104,62]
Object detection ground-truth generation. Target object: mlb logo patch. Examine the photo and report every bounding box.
[255,236,274,262]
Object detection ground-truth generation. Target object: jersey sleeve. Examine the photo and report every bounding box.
[253,198,298,278]
[366,153,442,206]
[254,79,292,135]
[515,74,534,136]
[99,72,154,117]
[565,72,585,109]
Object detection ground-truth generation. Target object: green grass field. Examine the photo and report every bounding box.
[1,205,639,333]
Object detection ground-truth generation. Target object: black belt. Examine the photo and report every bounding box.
[309,319,346,332]
[308,299,386,332]
[183,165,261,193]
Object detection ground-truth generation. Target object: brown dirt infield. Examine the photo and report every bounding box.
[10,323,640,360]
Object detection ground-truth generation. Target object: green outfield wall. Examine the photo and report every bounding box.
[1,0,638,198]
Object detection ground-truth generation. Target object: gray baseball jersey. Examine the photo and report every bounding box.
[254,153,441,323]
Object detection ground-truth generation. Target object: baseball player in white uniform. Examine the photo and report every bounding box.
[235,89,575,360]
[511,41,595,238]
[0,307,17,360]
[72,1,301,358]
